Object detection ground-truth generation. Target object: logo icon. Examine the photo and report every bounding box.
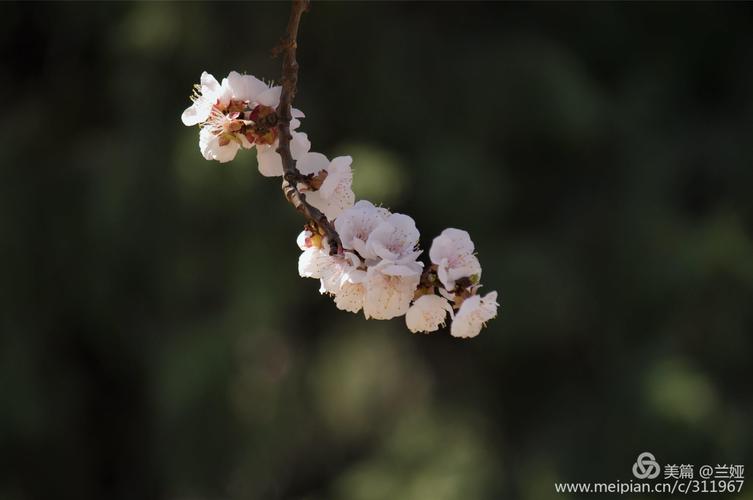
[632,452,661,479]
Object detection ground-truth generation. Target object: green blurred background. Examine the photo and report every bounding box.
[1,2,752,499]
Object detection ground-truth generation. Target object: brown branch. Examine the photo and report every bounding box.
[275,0,342,255]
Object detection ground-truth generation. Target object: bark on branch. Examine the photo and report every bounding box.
[276,0,342,254]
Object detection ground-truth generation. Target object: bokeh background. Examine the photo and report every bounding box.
[2,2,753,499]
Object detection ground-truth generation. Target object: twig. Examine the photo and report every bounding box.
[276,0,342,255]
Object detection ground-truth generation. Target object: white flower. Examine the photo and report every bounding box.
[331,202,423,320]
[182,71,308,168]
[298,155,355,220]
[450,291,499,338]
[366,213,421,263]
[405,295,454,333]
[297,229,333,279]
[362,260,421,320]
[334,200,390,260]
[429,228,481,290]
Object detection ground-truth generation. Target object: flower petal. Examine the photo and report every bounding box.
[290,131,311,160]
[227,71,269,101]
[296,152,329,175]
[257,86,282,107]
[256,145,284,176]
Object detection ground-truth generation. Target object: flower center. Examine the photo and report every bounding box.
[201,99,279,147]
[244,105,279,145]
[204,103,245,146]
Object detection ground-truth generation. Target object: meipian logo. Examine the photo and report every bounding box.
[632,452,661,479]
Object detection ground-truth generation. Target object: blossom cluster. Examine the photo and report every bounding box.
[182,71,499,338]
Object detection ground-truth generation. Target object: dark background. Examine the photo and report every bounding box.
[1,2,752,500]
